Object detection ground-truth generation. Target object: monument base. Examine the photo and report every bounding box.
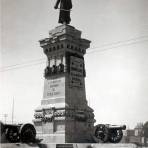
[36,133,65,144]
[36,132,94,143]
[33,24,95,143]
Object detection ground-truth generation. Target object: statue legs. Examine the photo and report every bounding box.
[59,10,71,24]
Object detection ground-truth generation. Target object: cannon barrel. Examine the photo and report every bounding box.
[108,124,126,130]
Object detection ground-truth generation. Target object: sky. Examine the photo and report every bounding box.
[0,0,148,129]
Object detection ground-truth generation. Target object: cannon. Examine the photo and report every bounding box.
[0,121,36,143]
[92,124,126,143]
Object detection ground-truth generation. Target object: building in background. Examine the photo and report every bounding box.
[122,122,148,146]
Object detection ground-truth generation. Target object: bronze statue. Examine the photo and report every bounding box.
[54,0,72,24]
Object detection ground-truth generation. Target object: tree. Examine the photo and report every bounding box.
[143,121,148,138]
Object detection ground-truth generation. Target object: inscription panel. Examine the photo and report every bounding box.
[43,77,65,98]
[70,56,84,87]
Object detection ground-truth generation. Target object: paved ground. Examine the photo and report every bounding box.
[0,143,55,148]
[76,144,138,148]
[0,144,140,148]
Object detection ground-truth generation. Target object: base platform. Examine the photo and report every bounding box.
[0,143,140,148]
[37,133,65,143]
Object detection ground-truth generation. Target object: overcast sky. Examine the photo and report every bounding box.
[0,0,148,128]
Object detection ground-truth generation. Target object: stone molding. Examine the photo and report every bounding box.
[39,25,91,56]
[34,107,94,123]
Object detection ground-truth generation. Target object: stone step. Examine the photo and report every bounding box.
[57,144,74,148]
[0,143,139,148]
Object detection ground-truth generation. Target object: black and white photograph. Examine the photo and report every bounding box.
[0,0,148,147]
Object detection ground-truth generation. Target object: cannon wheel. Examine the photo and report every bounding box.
[0,121,5,135]
[93,124,109,143]
[6,127,20,143]
[20,123,36,143]
[109,129,123,143]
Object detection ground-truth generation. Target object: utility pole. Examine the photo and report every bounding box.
[4,114,8,124]
[12,98,14,124]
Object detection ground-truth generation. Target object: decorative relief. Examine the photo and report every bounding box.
[65,109,75,117]
[44,63,65,78]
[42,43,64,54]
[54,110,65,117]
[75,111,87,121]
[34,108,54,122]
[44,56,65,78]
[42,38,86,54]
[34,112,44,119]
[34,108,94,122]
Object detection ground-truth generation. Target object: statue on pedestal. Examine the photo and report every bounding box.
[54,0,72,24]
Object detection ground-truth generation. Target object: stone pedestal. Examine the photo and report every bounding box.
[33,25,95,143]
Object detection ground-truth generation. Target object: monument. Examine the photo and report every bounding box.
[33,0,95,143]
[32,0,126,144]
[0,0,126,145]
